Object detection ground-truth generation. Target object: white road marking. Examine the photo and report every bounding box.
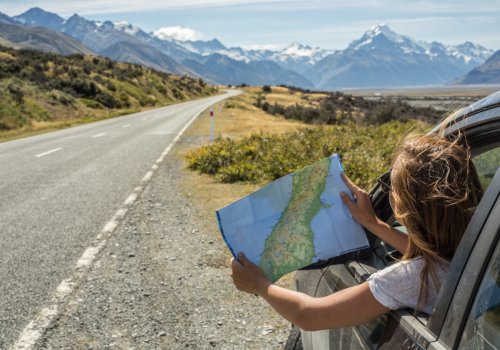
[93,132,107,138]
[11,97,229,350]
[35,148,62,158]
[142,171,153,183]
[122,124,131,128]
[75,244,103,269]
[124,193,138,206]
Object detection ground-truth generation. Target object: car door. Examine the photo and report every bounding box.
[427,165,500,349]
[296,110,500,350]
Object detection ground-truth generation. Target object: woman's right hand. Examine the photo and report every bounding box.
[340,173,380,230]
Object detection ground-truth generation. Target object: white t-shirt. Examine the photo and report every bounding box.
[367,257,448,315]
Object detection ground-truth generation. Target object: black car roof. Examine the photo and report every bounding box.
[432,90,500,135]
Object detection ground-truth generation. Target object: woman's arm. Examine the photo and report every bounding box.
[340,173,408,254]
[231,254,390,331]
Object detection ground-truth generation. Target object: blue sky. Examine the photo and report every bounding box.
[2,0,499,50]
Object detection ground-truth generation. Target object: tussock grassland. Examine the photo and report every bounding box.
[186,90,310,139]
[248,86,328,108]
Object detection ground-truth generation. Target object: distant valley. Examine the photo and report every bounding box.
[1,7,499,88]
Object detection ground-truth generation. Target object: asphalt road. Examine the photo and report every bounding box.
[0,90,239,348]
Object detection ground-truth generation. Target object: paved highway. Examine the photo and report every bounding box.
[0,90,239,348]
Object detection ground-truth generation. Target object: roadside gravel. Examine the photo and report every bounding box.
[39,136,290,349]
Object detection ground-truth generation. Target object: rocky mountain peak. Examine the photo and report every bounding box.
[14,7,64,29]
[367,24,399,39]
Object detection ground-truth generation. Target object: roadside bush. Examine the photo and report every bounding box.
[95,92,120,109]
[8,83,24,104]
[80,98,105,109]
[186,120,429,189]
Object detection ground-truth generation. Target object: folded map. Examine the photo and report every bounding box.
[216,154,369,282]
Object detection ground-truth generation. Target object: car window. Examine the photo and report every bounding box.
[373,145,500,267]
[458,238,500,349]
[473,147,500,191]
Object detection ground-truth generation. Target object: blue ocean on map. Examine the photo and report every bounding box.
[311,156,368,260]
[217,174,294,264]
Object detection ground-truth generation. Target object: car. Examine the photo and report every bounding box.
[285,90,500,350]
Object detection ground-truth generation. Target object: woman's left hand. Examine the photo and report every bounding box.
[231,252,271,295]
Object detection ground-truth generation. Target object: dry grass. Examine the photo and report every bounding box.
[185,89,309,140]
[264,86,327,108]
[0,51,16,60]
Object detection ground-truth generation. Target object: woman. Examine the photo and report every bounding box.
[230,134,482,331]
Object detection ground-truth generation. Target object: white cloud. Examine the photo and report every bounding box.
[153,26,203,41]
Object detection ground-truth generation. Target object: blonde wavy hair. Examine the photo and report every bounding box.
[390,134,483,309]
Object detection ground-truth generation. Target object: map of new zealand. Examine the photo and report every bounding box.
[216,154,369,282]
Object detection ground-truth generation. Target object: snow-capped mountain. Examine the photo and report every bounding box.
[3,8,497,88]
[264,42,334,74]
[308,24,494,88]
[456,50,500,84]
[168,38,228,55]
[447,41,493,66]
[275,42,333,63]
[158,38,333,74]
[60,15,143,52]
[348,24,493,65]
[348,24,424,55]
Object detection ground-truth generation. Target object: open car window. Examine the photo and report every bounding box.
[369,143,499,270]
[459,237,500,349]
[473,147,500,191]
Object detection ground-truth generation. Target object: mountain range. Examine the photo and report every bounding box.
[1,7,498,88]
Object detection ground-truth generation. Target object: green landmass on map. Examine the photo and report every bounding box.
[259,157,332,282]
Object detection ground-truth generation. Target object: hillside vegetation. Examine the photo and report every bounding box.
[0,46,217,135]
[186,87,431,190]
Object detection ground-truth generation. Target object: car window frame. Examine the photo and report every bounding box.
[428,122,500,337]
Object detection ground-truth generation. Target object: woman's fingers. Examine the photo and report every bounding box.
[340,192,356,210]
[237,252,249,265]
[341,173,361,194]
[231,252,270,294]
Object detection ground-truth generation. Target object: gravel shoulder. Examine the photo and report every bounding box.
[39,131,291,349]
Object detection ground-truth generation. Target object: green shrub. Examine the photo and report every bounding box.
[80,98,105,109]
[186,121,429,189]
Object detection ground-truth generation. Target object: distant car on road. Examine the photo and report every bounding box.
[285,91,500,350]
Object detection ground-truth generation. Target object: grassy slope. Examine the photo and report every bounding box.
[0,46,218,142]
